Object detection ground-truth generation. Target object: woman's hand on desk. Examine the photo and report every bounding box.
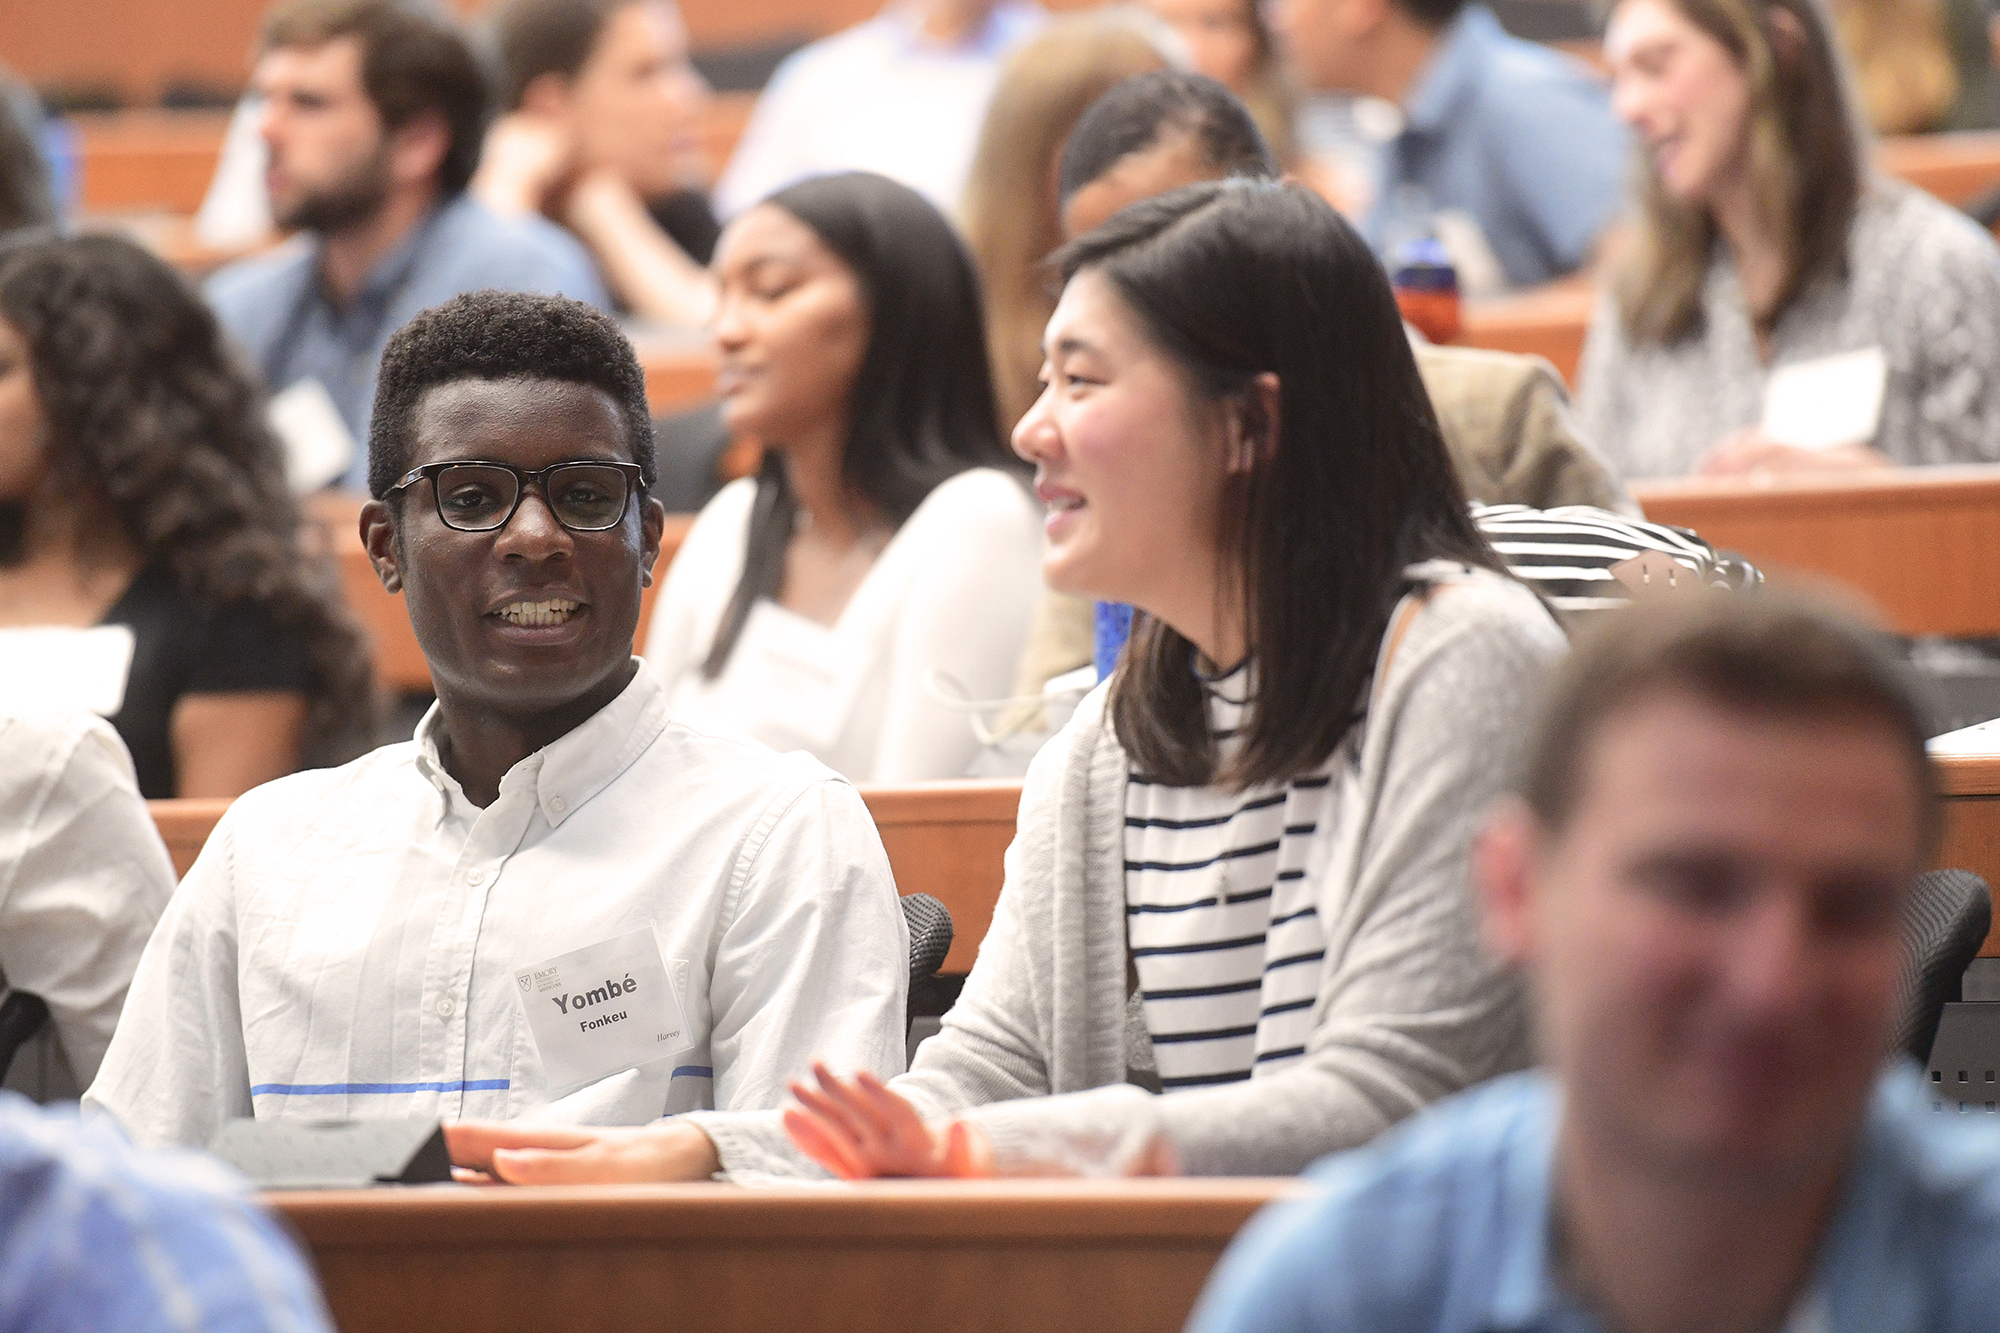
[783,1064,995,1180]
[444,1119,721,1184]
[1698,429,1892,478]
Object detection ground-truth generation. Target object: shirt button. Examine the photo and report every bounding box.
[467,868,487,886]
[436,997,455,1018]
[550,795,567,813]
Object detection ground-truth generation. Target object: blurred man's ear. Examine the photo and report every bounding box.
[1473,797,1542,967]
[518,71,574,119]
[388,110,451,189]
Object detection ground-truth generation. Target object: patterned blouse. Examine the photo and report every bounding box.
[1576,178,2000,479]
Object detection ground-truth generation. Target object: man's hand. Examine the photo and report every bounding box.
[782,1064,994,1180]
[1698,428,1891,477]
[445,1119,721,1184]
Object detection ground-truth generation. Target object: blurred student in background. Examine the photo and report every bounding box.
[1006,72,1629,727]
[1189,594,2000,1333]
[206,0,606,482]
[645,172,1042,782]
[449,181,1564,1186]
[479,0,719,326]
[1140,0,1298,162]
[713,0,1045,220]
[0,78,54,238]
[0,714,174,1101]
[1579,0,2000,479]
[0,235,373,800]
[960,10,1173,434]
[1268,0,1626,288]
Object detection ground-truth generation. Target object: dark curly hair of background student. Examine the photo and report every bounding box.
[366,289,657,500]
[0,231,376,769]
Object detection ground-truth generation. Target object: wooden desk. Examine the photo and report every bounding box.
[1454,278,1596,386]
[1939,753,2000,956]
[74,110,228,214]
[1630,465,2000,638]
[861,781,1020,973]
[303,492,690,695]
[1880,132,2000,208]
[269,1178,1285,1333]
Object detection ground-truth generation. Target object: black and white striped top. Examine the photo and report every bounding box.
[1124,663,1336,1090]
[1473,502,1726,618]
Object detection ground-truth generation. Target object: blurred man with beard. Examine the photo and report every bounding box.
[206,0,608,488]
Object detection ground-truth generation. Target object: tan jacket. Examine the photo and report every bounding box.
[1008,345,1633,711]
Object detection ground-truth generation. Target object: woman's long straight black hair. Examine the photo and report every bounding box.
[1052,180,1502,789]
[701,171,1025,678]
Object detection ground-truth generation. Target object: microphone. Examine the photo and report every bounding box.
[900,893,954,982]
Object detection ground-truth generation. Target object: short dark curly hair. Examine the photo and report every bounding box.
[367,290,656,499]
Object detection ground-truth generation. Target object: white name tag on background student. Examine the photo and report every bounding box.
[514,926,690,1091]
[0,625,137,715]
[267,377,357,495]
[722,600,871,749]
[1761,347,1887,451]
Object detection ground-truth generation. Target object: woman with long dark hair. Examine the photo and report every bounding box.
[0,233,372,798]
[450,181,1566,1184]
[643,171,1042,782]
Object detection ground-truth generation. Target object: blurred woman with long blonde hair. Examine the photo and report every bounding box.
[960,11,1173,432]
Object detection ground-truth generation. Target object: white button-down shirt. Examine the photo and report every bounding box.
[0,713,175,1098]
[86,666,908,1148]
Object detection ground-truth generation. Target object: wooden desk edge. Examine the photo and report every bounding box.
[1937,752,2000,797]
[270,1178,1297,1247]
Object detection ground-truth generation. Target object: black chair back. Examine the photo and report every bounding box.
[0,989,50,1084]
[1898,868,1992,1064]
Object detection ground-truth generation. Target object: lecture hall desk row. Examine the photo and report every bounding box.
[266,1178,1289,1333]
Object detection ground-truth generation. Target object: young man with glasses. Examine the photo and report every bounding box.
[87,293,909,1154]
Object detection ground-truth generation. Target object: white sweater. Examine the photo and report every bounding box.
[644,469,1044,782]
[690,567,1566,1178]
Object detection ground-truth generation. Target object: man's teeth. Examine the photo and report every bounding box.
[496,599,579,627]
[1050,496,1085,512]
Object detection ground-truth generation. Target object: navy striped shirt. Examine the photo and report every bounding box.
[1124,663,1334,1090]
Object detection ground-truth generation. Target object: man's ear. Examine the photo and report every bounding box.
[387,110,451,189]
[638,494,667,589]
[360,499,405,595]
[1472,797,1543,967]
[1224,372,1282,476]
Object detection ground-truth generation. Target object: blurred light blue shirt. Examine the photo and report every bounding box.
[1189,1069,2000,1333]
[1366,6,1627,288]
[0,1093,330,1332]
[206,193,609,489]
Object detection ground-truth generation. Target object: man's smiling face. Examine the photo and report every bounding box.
[383,376,664,718]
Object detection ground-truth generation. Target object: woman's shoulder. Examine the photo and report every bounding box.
[1855,178,2000,279]
[672,477,759,568]
[906,468,1040,528]
[1402,565,1566,665]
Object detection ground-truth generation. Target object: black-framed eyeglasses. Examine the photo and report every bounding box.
[388,460,646,533]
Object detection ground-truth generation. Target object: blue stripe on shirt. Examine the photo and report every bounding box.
[250,1079,511,1096]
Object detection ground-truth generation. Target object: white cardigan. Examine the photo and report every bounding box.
[690,568,1565,1178]
[643,468,1044,782]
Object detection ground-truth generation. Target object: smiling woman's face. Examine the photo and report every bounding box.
[708,205,871,447]
[1606,0,1755,207]
[1010,269,1232,622]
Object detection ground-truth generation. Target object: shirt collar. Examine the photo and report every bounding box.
[1482,1075,1569,1329]
[1400,4,1504,136]
[1481,1067,1914,1332]
[411,661,669,829]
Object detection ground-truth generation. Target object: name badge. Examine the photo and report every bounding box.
[514,926,691,1092]
[722,600,871,749]
[0,625,137,716]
